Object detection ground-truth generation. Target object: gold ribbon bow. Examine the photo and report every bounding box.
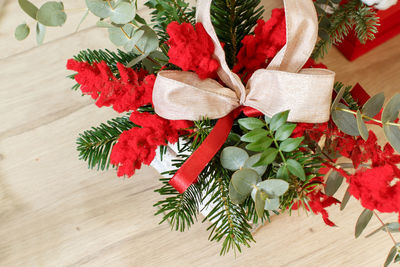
[152,0,336,123]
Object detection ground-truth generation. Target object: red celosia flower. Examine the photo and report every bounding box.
[167,22,219,79]
[110,127,159,177]
[67,59,155,113]
[306,191,340,226]
[348,165,400,217]
[233,8,286,81]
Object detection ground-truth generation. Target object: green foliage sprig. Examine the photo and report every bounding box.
[211,0,264,68]
[76,116,136,170]
[313,0,379,60]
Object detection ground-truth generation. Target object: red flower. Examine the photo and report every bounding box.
[348,165,400,216]
[233,8,286,81]
[167,22,219,79]
[110,127,159,177]
[67,59,155,113]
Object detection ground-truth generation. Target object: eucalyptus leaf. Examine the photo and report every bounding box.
[255,189,267,217]
[132,25,159,54]
[220,147,249,171]
[240,128,268,143]
[86,0,113,18]
[383,124,400,153]
[264,115,272,124]
[331,81,346,111]
[108,23,135,46]
[245,138,273,152]
[270,110,289,131]
[15,23,30,41]
[18,0,38,20]
[356,110,369,141]
[238,117,265,130]
[384,222,400,233]
[280,137,304,152]
[256,179,289,198]
[36,2,67,27]
[126,53,147,68]
[355,209,373,238]
[362,92,385,118]
[231,169,259,196]
[243,154,267,176]
[325,170,344,196]
[340,186,351,211]
[124,28,144,51]
[264,198,280,211]
[275,123,296,141]
[110,1,136,24]
[286,159,306,181]
[382,93,400,123]
[254,148,278,167]
[229,182,248,204]
[384,246,398,267]
[76,9,89,32]
[332,103,360,136]
[36,22,46,45]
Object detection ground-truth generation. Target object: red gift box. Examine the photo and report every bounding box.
[336,1,400,61]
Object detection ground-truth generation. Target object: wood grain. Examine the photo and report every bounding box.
[0,1,399,266]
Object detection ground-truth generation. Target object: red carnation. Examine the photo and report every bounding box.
[167,22,219,79]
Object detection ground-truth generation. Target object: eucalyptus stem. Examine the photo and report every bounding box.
[373,211,398,246]
[106,0,114,10]
[336,107,400,127]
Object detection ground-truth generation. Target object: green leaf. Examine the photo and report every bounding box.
[243,154,267,176]
[325,171,344,196]
[275,123,296,141]
[254,148,278,167]
[86,0,112,18]
[18,0,38,20]
[245,138,273,152]
[263,198,280,211]
[318,28,330,41]
[264,115,272,124]
[280,137,304,152]
[15,23,30,41]
[382,93,400,123]
[384,246,398,267]
[132,25,159,54]
[255,189,267,218]
[231,169,259,196]
[355,209,373,238]
[340,186,351,211]
[220,146,249,171]
[383,124,400,154]
[108,23,135,46]
[395,254,400,263]
[332,103,360,136]
[110,2,136,24]
[286,159,306,181]
[277,164,289,180]
[256,179,289,197]
[238,117,265,130]
[124,28,144,51]
[331,81,347,111]
[75,9,89,32]
[270,110,290,131]
[367,223,400,238]
[356,110,369,141]
[240,128,268,143]
[229,182,248,205]
[36,22,46,45]
[36,1,67,27]
[362,92,385,118]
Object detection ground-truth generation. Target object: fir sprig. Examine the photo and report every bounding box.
[211,0,264,68]
[76,116,135,171]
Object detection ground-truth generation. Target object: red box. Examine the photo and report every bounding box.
[335,1,400,61]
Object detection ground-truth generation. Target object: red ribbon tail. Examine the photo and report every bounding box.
[169,112,234,194]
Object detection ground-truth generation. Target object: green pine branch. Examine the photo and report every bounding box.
[77,116,136,171]
[211,0,264,68]
[312,0,379,60]
[145,0,196,42]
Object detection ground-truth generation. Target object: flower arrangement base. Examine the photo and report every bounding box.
[335,1,400,61]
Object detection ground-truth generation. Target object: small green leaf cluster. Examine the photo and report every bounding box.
[331,87,400,153]
[16,0,67,44]
[312,0,379,60]
[385,243,400,267]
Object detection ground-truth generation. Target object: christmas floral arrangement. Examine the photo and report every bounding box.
[15,0,400,264]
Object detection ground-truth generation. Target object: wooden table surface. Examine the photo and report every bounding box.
[1,0,399,266]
